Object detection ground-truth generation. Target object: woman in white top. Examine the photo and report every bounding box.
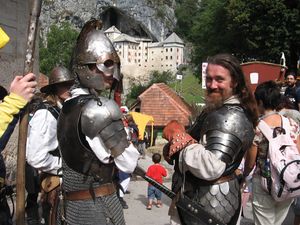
[26,66,74,225]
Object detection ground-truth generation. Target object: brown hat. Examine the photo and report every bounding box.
[40,66,74,93]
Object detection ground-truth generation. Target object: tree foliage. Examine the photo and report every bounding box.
[175,0,300,70]
[39,22,79,75]
[125,70,174,105]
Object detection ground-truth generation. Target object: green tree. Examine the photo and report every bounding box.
[39,22,79,75]
[227,0,300,69]
[175,0,300,70]
[125,70,175,105]
[148,70,174,85]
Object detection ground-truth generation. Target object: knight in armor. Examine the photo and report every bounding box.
[57,19,140,225]
[26,66,74,225]
[162,53,258,225]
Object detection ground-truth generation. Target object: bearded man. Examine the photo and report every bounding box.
[57,19,139,225]
[162,53,258,225]
[284,71,300,110]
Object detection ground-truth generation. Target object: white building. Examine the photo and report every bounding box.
[104,26,185,92]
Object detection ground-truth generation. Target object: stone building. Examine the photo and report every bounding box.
[104,26,185,93]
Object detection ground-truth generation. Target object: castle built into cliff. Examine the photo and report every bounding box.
[104,26,185,89]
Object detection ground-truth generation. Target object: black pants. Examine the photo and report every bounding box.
[0,196,12,225]
[25,163,40,225]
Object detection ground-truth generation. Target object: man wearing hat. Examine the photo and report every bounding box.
[26,66,74,225]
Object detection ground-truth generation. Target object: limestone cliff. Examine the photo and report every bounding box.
[41,0,176,41]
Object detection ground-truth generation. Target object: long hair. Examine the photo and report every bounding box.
[28,93,59,114]
[207,53,259,127]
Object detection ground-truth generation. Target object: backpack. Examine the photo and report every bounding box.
[258,115,300,202]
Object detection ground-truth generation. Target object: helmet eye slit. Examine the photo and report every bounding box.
[103,60,114,68]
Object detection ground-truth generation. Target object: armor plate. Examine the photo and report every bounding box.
[191,104,254,174]
[57,95,127,177]
[178,104,254,224]
[81,96,129,157]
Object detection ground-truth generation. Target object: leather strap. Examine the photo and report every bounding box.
[64,183,116,201]
[213,173,236,184]
[197,172,237,186]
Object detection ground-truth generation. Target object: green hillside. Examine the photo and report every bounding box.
[170,72,205,105]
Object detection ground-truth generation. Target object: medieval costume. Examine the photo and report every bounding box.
[57,19,139,225]
[163,54,257,225]
[26,66,74,225]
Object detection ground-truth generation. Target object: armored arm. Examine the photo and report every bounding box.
[199,105,254,174]
[81,97,129,157]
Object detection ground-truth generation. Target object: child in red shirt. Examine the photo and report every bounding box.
[146,153,167,210]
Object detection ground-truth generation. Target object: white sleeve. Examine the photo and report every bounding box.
[86,136,111,163]
[179,143,226,181]
[26,109,61,175]
[86,135,140,173]
[114,143,140,173]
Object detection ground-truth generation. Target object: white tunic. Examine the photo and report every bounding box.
[26,107,61,175]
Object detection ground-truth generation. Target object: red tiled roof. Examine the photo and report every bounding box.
[138,83,192,126]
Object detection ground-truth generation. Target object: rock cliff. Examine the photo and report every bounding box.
[40,0,176,41]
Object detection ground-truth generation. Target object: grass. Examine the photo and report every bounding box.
[169,70,205,105]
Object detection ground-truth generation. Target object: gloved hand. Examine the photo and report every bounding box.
[162,120,197,161]
[162,120,185,141]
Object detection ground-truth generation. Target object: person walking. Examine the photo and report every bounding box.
[146,153,167,210]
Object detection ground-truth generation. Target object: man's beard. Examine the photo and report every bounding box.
[204,91,225,113]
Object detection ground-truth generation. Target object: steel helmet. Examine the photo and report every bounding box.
[72,19,120,91]
[40,66,74,93]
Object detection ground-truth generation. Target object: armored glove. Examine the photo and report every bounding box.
[162,120,196,163]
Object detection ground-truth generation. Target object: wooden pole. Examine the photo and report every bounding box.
[16,0,42,224]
